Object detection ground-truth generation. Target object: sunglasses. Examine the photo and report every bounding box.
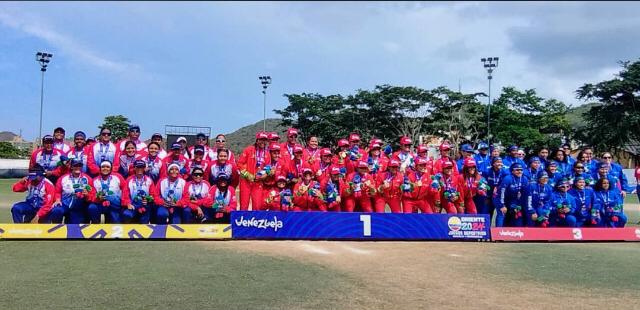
[514,169,523,171]
[101,132,112,136]
[192,173,203,177]
[130,129,140,133]
[216,139,225,143]
[576,166,584,169]
[603,156,612,159]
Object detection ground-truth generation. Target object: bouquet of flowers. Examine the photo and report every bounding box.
[367,157,380,174]
[73,183,92,198]
[133,189,153,204]
[309,182,324,200]
[280,189,293,210]
[511,204,522,219]
[477,179,489,196]
[97,189,114,207]
[348,174,363,198]
[325,183,338,203]
[608,204,623,222]
[255,165,273,179]
[239,169,255,182]
[349,146,362,161]
[444,188,460,202]
[556,202,568,219]
[430,175,443,191]
[590,208,600,225]
[212,192,227,211]
[536,210,550,227]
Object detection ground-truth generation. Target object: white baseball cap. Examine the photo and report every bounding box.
[177,136,187,143]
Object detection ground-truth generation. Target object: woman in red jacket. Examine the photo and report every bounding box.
[320,167,347,211]
[237,132,270,211]
[258,144,289,201]
[264,176,293,211]
[343,161,376,212]
[433,160,465,214]
[207,173,237,222]
[403,158,432,214]
[375,159,404,213]
[117,141,137,179]
[293,168,325,211]
[179,167,212,223]
[457,158,488,214]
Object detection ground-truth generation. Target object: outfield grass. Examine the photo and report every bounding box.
[490,243,640,291]
[0,241,359,309]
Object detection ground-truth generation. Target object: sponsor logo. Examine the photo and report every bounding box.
[7,229,44,236]
[497,229,524,238]
[234,216,283,232]
[635,228,640,240]
[572,228,583,240]
[447,217,462,231]
[198,226,219,236]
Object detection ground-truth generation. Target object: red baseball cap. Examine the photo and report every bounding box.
[256,132,268,140]
[400,136,412,145]
[320,148,332,156]
[415,158,429,166]
[357,161,368,168]
[370,143,381,149]
[463,157,477,168]
[389,159,400,167]
[287,128,298,137]
[439,142,451,152]
[269,143,281,151]
[372,138,383,145]
[349,133,361,142]
[337,139,349,147]
[417,145,428,153]
[330,167,341,175]
[276,175,287,182]
[293,145,304,153]
[302,168,313,175]
[268,132,280,140]
[443,160,454,168]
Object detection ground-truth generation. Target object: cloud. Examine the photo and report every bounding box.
[0,9,150,79]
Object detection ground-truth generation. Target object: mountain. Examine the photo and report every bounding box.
[0,131,23,142]
[224,118,288,154]
[566,102,599,129]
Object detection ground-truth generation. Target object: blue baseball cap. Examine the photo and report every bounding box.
[461,144,474,153]
[491,157,503,164]
[536,171,549,180]
[171,143,181,150]
[70,158,83,167]
[507,145,519,152]
[597,162,608,169]
[134,160,146,168]
[573,175,585,184]
[477,142,489,150]
[510,163,523,170]
[216,173,230,181]
[74,131,86,139]
[529,156,541,164]
[194,145,205,154]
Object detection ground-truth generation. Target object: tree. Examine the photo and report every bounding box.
[490,87,570,152]
[576,60,640,152]
[0,142,30,159]
[99,115,130,141]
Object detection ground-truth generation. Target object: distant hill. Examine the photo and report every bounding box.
[0,131,24,142]
[224,118,288,154]
[567,102,599,129]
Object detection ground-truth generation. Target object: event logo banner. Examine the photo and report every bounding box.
[0,224,231,239]
[231,211,491,240]
[492,227,640,241]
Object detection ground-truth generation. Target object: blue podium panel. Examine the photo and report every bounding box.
[231,211,490,240]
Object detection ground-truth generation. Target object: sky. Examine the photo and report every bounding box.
[1,1,639,141]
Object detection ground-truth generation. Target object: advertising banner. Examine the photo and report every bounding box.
[0,224,232,239]
[231,211,491,240]
[492,227,640,241]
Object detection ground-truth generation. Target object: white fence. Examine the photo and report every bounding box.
[0,159,29,178]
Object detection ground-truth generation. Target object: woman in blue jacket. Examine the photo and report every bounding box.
[549,179,577,227]
[496,163,529,227]
[568,176,596,227]
[526,171,553,227]
[551,148,570,176]
[593,178,627,228]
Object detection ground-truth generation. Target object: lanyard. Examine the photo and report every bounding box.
[100,175,112,193]
[41,151,52,169]
[74,148,84,159]
[492,170,501,185]
[98,143,110,160]
[192,182,203,197]
[467,177,475,189]
[385,171,394,182]
[599,191,610,205]
[134,175,146,192]
[28,181,45,200]
[256,147,266,167]
[307,148,319,158]
[513,176,522,191]
[576,190,586,205]
[166,178,179,198]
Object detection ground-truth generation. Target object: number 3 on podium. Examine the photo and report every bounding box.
[360,214,371,236]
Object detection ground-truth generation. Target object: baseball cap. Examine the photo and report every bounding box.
[176,137,187,143]
[417,145,428,153]
[194,145,205,154]
[255,132,268,140]
[337,139,349,147]
[128,124,140,131]
[510,163,523,170]
[42,135,54,143]
[537,171,549,180]
[349,133,361,142]
[196,133,206,139]
[508,145,519,152]
[287,128,299,136]
[151,133,163,140]
[370,143,381,149]
[389,159,400,167]
[293,145,303,153]
[463,157,476,167]
[268,132,280,140]
[70,158,83,167]
[330,167,341,175]
[400,136,412,145]
[461,144,474,153]
[74,131,86,139]
[276,175,287,182]
[171,143,181,150]
[302,168,313,175]
[54,127,65,134]
[269,143,281,151]
[416,158,429,166]
[134,160,146,168]
[439,142,451,151]
[357,161,368,168]
[320,148,332,156]
[477,142,489,150]
[442,160,454,168]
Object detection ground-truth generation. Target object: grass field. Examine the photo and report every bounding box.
[2,179,640,309]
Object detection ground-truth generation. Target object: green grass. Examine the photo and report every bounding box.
[490,243,640,291]
[0,241,358,309]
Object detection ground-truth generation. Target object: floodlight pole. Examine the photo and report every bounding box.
[481,57,499,144]
[36,52,53,147]
[259,76,272,131]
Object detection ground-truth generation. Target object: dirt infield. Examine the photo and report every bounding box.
[210,241,640,309]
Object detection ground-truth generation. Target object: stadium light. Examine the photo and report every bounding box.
[481,56,499,143]
[259,75,272,132]
[36,52,53,147]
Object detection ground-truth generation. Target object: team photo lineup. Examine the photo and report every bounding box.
[12,124,634,228]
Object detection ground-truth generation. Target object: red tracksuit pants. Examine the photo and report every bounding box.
[239,179,264,211]
[344,195,372,212]
[403,198,432,213]
[373,196,402,213]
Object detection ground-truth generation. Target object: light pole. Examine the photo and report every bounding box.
[481,57,498,144]
[259,75,272,131]
[36,52,53,147]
